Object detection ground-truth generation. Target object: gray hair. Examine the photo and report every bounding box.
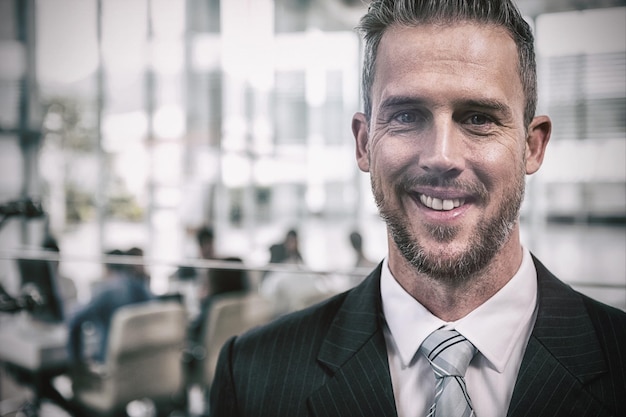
[357,0,537,127]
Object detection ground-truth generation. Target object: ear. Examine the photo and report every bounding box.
[525,115,551,175]
[352,112,371,172]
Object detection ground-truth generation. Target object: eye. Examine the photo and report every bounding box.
[467,114,491,125]
[394,111,418,124]
[385,108,429,133]
[392,110,429,126]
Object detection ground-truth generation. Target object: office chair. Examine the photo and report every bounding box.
[192,292,273,391]
[70,301,187,417]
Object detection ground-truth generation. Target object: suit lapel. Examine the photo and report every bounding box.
[307,265,398,417]
[507,256,610,417]
[305,256,611,417]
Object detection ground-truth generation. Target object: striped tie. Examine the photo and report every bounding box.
[420,328,477,417]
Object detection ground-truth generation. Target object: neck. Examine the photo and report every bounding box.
[388,230,524,322]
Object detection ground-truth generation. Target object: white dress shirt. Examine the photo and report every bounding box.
[381,248,538,417]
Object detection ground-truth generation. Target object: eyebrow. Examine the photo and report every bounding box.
[456,98,514,119]
[378,95,427,111]
[378,95,514,120]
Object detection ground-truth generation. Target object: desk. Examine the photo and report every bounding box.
[0,314,68,372]
[0,314,69,412]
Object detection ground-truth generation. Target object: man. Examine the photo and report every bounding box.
[197,225,216,261]
[192,225,249,302]
[268,228,305,265]
[187,226,249,349]
[209,1,626,416]
[67,249,153,364]
[349,230,377,269]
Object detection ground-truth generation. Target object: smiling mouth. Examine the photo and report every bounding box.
[419,194,466,211]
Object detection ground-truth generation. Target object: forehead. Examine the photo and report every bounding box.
[373,22,524,114]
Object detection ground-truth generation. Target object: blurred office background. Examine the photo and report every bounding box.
[0,0,624,414]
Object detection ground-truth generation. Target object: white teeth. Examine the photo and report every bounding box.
[419,194,465,211]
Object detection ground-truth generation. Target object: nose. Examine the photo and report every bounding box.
[418,118,465,176]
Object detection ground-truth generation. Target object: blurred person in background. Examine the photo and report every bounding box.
[197,225,216,261]
[169,225,250,330]
[170,226,216,281]
[262,228,318,316]
[192,226,249,305]
[268,228,304,266]
[67,249,153,366]
[349,230,377,270]
[186,237,249,382]
[204,256,249,298]
[167,226,218,317]
[188,255,249,343]
[126,246,151,288]
[347,230,378,288]
[209,1,626,416]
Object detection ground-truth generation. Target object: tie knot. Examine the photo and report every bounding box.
[420,329,477,378]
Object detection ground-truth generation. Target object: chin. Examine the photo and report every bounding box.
[390,218,509,283]
[410,246,487,283]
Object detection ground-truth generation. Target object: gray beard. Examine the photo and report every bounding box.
[373,171,525,285]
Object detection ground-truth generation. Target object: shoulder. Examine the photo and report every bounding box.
[581,293,626,340]
[533,253,626,348]
[210,290,355,416]
[226,266,383,370]
[216,291,351,401]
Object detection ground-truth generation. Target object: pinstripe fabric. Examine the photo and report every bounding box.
[506,256,626,417]
[208,256,626,417]
[209,264,397,417]
[420,329,477,417]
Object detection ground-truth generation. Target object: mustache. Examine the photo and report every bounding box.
[395,173,489,201]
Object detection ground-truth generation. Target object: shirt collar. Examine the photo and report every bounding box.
[380,248,537,372]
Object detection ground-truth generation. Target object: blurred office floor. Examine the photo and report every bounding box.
[0,369,70,417]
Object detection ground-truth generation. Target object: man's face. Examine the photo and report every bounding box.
[353,23,546,283]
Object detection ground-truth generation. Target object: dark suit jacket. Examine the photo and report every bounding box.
[209,256,626,416]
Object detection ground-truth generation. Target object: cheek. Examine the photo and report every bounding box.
[489,135,523,161]
[370,143,415,184]
[473,138,525,183]
[372,131,417,164]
